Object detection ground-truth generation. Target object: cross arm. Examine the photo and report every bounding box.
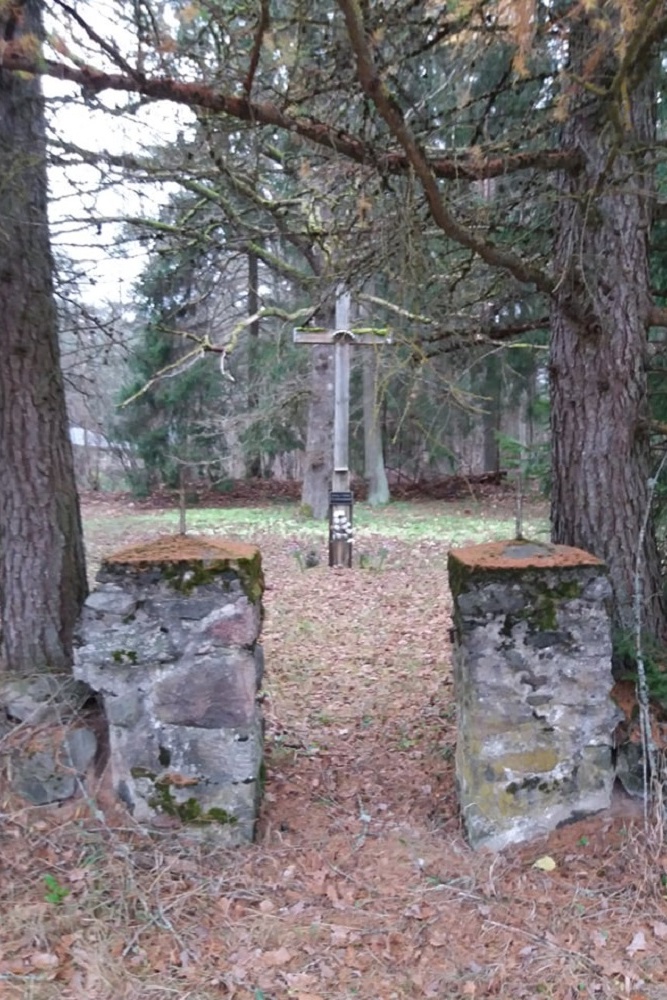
[293,328,393,345]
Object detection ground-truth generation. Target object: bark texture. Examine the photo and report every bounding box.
[0,0,88,673]
[245,249,261,478]
[550,10,664,637]
[363,348,389,505]
[301,344,334,519]
[481,353,501,475]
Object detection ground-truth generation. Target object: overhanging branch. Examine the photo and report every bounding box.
[337,0,555,296]
[3,49,579,183]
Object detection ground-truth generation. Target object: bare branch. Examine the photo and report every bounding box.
[4,49,579,183]
[243,0,270,97]
[51,0,142,80]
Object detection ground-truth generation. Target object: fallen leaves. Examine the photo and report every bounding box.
[261,946,292,968]
[651,920,667,940]
[532,855,557,872]
[1,505,666,999]
[626,930,647,957]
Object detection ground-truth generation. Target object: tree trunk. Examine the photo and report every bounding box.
[301,344,334,518]
[550,11,664,638]
[481,353,501,475]
[363,348,389,504]
[0,0,88,673]
[246,249,261,478]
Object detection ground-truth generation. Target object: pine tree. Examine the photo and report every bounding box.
[0,0,87,673]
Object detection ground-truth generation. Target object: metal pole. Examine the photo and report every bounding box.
[333,290,351,494]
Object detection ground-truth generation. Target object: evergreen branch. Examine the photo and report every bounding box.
[52,137,322,279]
[337,0,554,296]
[404,2,488,60]
[357,293,434,324]
[122,302,316,408]
[199,125,323,274]
[609,0,667,101]
[244,241,312,285]
[358,298,550,350]
[422,325,550,357]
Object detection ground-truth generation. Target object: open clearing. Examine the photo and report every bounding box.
[1,496,666,999]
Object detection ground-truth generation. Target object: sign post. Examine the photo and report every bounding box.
[294,292,391,567]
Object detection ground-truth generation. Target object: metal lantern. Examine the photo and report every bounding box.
[329,490,354,567]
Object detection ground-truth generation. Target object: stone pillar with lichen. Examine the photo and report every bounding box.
[448,539,622,851]
[74,536,265,843]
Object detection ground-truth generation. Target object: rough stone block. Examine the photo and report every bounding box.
[153,652,257,729]
[196,598,262,649]
[0,674,92,725]
[83,586,138,617]
[449,539,621,851]
[74,534,265,843]
[9,726,97,805]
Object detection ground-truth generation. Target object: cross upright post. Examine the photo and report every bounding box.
[294,290,391,568]
[332,291,351,494]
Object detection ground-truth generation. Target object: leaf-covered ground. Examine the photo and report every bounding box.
[1,497,666,999]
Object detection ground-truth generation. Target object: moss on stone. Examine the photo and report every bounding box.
[527,592,560,632]
[495,577,584,636]
[130,766,156,779]
[148,775,239,825]
[204,807,238,826]
[111,648,138,665]
[160,553,263,604]
[446,551,471,602]
[175,797,204,822]
[530,580,582,630]
[449,545,589,645]
[102,535,265,604]
[499,747,560,773]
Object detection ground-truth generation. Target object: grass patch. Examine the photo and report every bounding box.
[84,499,549,552]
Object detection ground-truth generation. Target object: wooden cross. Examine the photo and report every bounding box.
[294,291,392,567]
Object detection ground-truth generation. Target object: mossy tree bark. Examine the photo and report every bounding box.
[0,0,88,673]
[550,8,664,638]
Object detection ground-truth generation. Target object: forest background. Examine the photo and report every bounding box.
[3,7,667,994]
[2,0,667,674]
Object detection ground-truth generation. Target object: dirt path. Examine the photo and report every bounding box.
[0,519,665,999]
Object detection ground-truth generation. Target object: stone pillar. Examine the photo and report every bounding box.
[74,536,265,844]
[448,539,621,851]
